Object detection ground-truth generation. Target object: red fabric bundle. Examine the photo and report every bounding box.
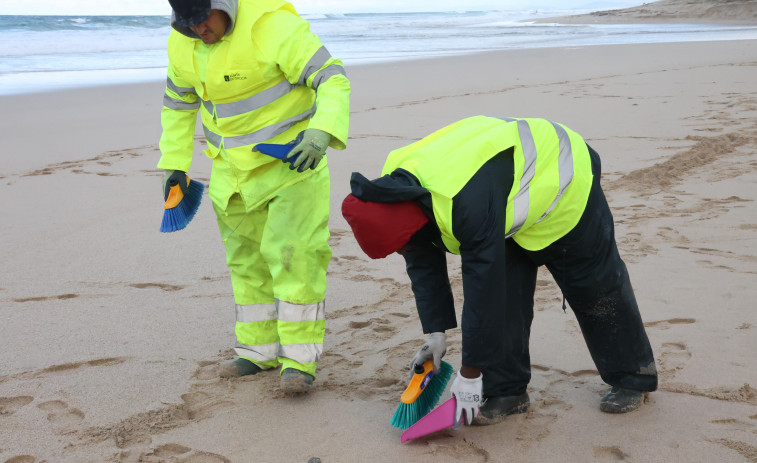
[341,194,429,259]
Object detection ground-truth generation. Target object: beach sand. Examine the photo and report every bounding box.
[2,13,757,463]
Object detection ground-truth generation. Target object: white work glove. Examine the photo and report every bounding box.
[450,370,483,428]
[286,128,331,173]
[409,332,446,374]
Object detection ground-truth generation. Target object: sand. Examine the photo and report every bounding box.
[1,8,757,463]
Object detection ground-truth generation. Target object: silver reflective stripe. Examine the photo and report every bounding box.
[166,77,195,97]
[507,119,536,237]
[277,300,325,323]
[298,46,331,86]
[279,343,323,364]
[202,99,213,114]
[311,64,346,90]
[204,105,316,149]
[534,122,574,224]
[203,124,223,148]
[213,79,297,118]
[234,344,278,363]
[235,303,277,323]
[163,94,201,110]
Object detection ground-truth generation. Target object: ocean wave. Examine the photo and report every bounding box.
[2,10,757,95]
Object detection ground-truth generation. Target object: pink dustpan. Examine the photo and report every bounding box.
[401,397,457,443]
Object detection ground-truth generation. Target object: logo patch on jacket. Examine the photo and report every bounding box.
[224,73,247,82]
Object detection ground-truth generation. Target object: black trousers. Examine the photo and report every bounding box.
[482,146,658,398]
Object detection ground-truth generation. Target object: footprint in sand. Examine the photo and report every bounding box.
[389,312,411,318]
[592,446,629,461]
[0,395,34,415]
[535,394,574,415]
[714,438,757,462]
[644,318,696,330]
[139,443,231,462]
[130,282,185,292]
[179,391,233,421]
[424,438,490,462]
[656,225,690,245]
[348,320,370,329]
[37,400,85,426]
[368,317,396,334]
[150,442,192,457]
[3,456,38,463]
[193,360,222,381]
[616,231,656,263]
[13,293,79,303]
[327,228,351,247]
[710,417,757,433]
[345,318,397,335]
[658,342,692,377]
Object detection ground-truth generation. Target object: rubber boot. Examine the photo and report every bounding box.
[281,368,314,393]
[219,358,263,378]
[471,392,530,426]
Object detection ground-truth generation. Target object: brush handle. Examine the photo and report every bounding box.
[400,359,435,404]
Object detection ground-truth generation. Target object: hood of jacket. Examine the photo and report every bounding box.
[172,0,238,39]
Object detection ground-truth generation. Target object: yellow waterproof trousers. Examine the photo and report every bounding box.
[213,166,331,378]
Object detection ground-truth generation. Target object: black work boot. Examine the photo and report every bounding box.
[219,358,263,378]
[471,392,530,426]
[600,387,647,413]
[280,368,314,394]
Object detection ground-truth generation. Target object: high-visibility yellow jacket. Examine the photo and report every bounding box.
[381,115,593,251]
[157,0,350,191]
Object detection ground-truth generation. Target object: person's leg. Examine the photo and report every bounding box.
[538,147,657,409]
[479,237,538,398]
[261,167,331,391]
[472,238,536,425]
[214,193,280,376]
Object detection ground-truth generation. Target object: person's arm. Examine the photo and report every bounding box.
[253,10,350,149]
[157,59,200,173]
[453,169,509,372]
[402,240,457,333]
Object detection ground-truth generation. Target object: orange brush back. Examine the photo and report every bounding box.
[400,359,434,404]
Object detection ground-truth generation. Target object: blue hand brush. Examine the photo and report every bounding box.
[391,359,454,430]
[253,132,303,167]
[160,175,204,233]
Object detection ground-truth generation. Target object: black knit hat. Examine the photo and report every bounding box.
[168,0,211,28]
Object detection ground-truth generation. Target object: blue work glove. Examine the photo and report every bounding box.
[162,170,187,201]
[409,332,447,375]
[285,128,332,173]
[450,370,483,428]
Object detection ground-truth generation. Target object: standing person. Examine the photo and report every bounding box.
[158,0,350,393]
[341,116,657,425]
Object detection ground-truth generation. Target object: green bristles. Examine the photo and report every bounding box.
[391,360,454,430]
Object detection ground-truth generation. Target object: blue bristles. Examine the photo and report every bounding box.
[160,179,205,233]
[391,360,454,430]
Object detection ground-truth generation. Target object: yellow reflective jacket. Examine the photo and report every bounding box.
[381,116,593,251]
[157,0,350,178]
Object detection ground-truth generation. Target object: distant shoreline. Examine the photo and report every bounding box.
[533,0,757,25]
